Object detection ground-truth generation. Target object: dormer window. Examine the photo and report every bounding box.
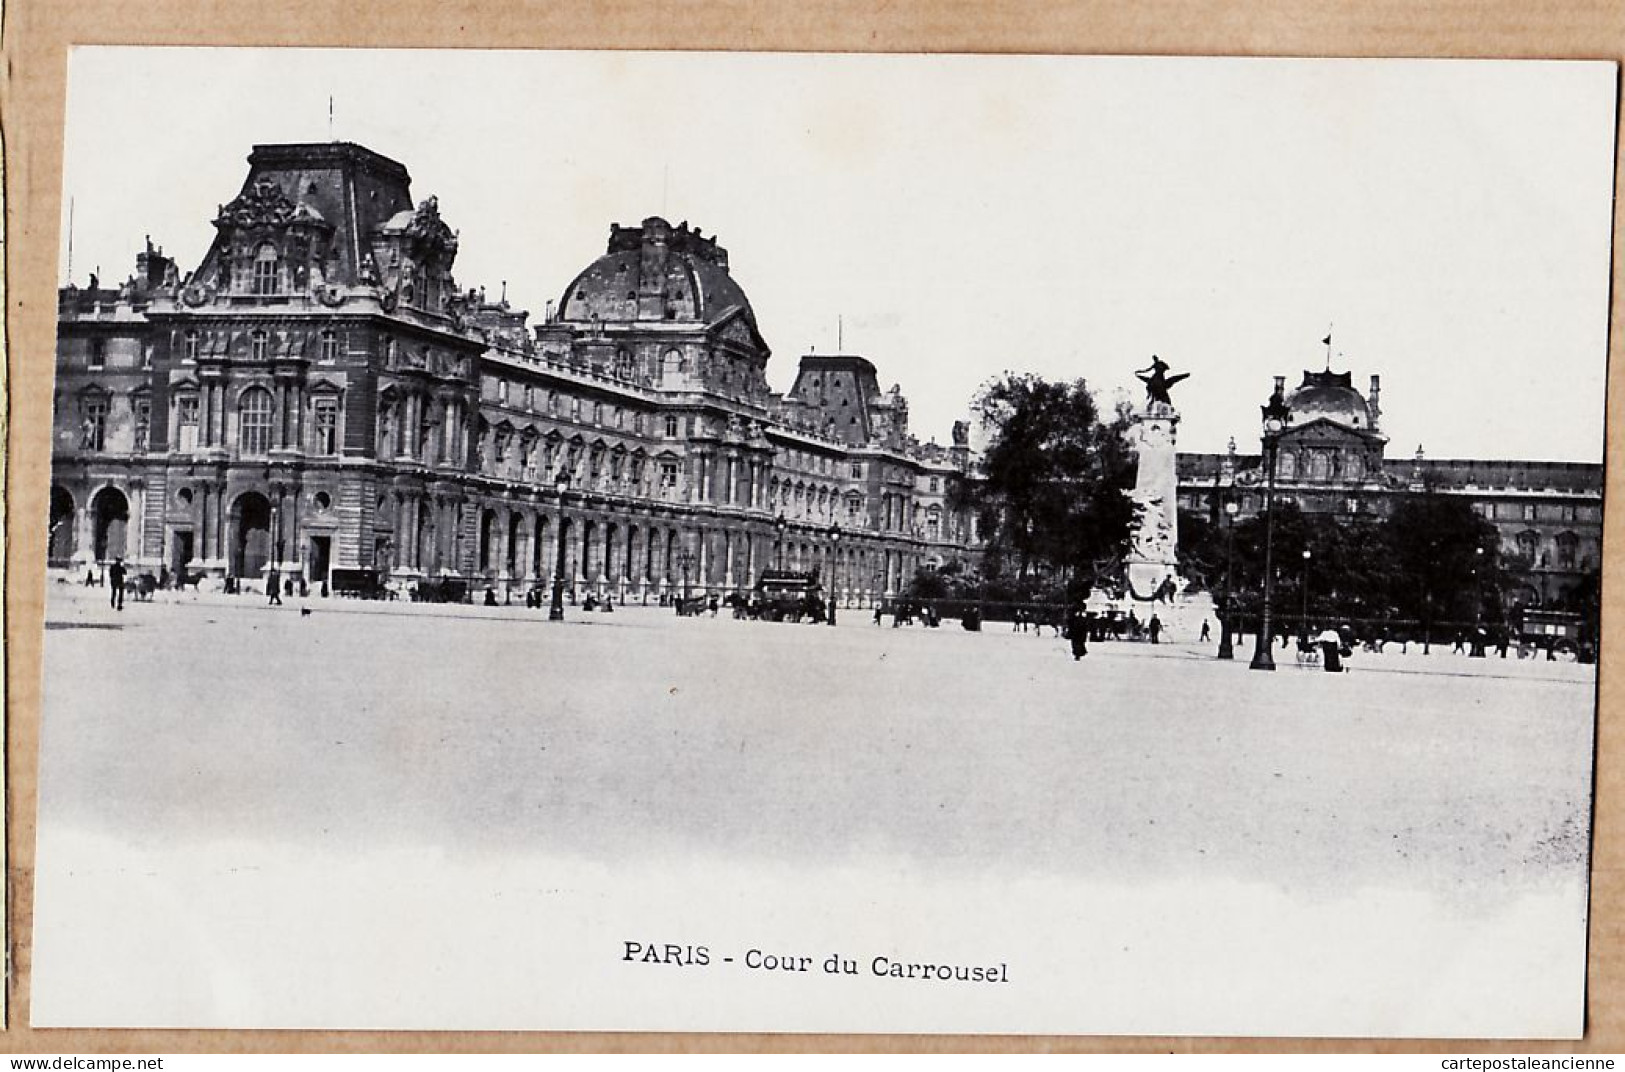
[253,243,280,295]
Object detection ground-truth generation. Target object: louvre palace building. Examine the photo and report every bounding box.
[49,141,977,603]
[1176,370,1604,611]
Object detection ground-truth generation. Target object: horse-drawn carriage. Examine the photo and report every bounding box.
[330,568,392,600]
[753,570,827,622]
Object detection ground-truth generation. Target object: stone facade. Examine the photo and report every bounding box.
[1176,370,1604,609]
[49,142,978,604]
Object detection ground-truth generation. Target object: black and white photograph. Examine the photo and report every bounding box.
[31,47,1614,1036]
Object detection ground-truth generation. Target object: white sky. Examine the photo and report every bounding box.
[60,48,1617,461]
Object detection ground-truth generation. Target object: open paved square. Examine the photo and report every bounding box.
[33,584,1596,1035]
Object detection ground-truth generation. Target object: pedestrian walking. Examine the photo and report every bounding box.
[1199,619,1211,643]
[1148,614,1162,644]
[1067,605,1089,660]
[267,566,282,605]
[1318,628,1345,672]
[108,558,127,611]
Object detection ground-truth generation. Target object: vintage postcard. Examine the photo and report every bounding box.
[29,47,1614,1036]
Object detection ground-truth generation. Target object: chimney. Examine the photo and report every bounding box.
[1368,375,1382,431]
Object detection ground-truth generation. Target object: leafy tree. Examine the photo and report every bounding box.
[1384,492,1504,627]
[961,373,1136,586]
[1212,491,1507,633]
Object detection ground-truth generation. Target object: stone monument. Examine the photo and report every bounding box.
[1126,356,1190,602]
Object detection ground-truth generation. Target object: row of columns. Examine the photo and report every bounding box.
[384,495,921,602]
[386,391,468,467]
[694,450,772,508]
[183,375,329,455]
[196,378,230,448]
[273,377,306,451]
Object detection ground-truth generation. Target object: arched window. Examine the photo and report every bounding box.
[253,243,280,296]
[1310,451,1332,481]
[1278,452,1297,479]
[1346,453,1364,480]
[238,387,275,455]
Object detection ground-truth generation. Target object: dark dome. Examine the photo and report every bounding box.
[1286,370,1372,430]
[559,216,758,332]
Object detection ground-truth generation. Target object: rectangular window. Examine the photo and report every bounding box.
[498,379,509,403]
[88,339,106,369]
[524,385,534,410]
[320,331,339,363]
[184,332,199,363]
[929,477,940,493]
[251,332,268,362]
[665,415,679,438]
[571,398,581,421]
[81,399,107,451]
[659,461,679,488]
[313,398,339,455]
[851,463,862,479]
[176,396,199,451]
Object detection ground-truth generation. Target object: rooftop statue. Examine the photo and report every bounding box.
[1136,355,1189,408]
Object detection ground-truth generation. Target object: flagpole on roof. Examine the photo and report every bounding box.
[1323,325,1333,370]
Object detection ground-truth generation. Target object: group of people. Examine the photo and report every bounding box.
[1063,608,1163,660]
[873,602,942,628]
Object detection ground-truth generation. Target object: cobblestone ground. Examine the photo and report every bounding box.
[32,582,1597,1034]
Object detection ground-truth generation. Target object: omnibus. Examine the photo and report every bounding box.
[1517,608,1583,659]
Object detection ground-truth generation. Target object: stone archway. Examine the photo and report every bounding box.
[49,485,77,565]
[232,491,273,579]
[90,486,130,562]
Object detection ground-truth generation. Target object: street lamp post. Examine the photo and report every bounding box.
[548,472,571,621]
[1250,386,1292,671]
[775,514,788,571]
[676,549,697,613]
[1217,499,1239,660]
[826,524,842,625]
[1300,548,1312,642]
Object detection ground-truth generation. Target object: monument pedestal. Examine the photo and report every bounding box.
[1126,402,1182,601]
